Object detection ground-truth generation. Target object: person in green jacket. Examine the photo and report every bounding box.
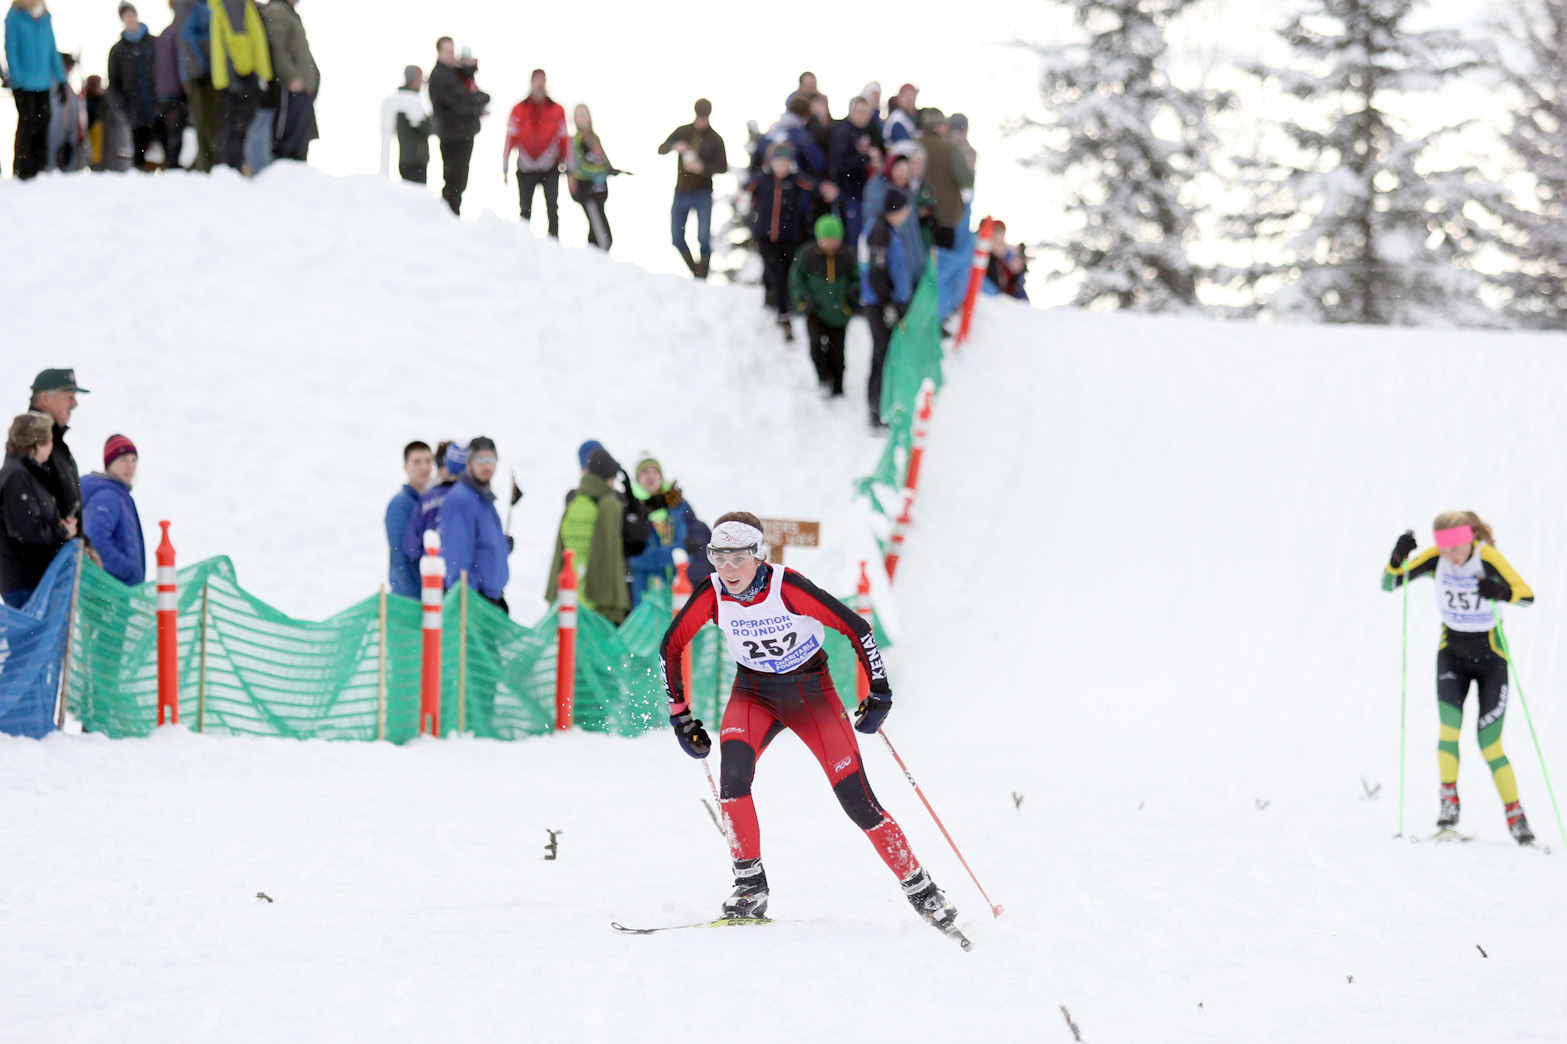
[789,214,860,399]
[545,446,631,625]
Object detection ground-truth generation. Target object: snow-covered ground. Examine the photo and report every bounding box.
[5,174,1567,1041]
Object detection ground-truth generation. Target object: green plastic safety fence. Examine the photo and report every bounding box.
[67,556,889,742]
[858,264,945,525]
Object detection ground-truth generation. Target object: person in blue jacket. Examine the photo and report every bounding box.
[80,434,145,586]
[384,440,432,598]
[859,189,916,430]
[402,440,463,563]
[627,453,712,608]
[439,436,510,608]
[5,0,68,180]
[747,144,822,338]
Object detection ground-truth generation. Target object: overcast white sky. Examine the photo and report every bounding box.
[11,0,1511,296]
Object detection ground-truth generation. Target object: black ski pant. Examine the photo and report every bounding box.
[12,90,51,180]
[806,315,847,396]
[758,238,799,318]
[517,168,560,236]
[440,137,474,214]
[863,303,904,423]
[399,162,427,184]
[273,90,318,162]
[159,98,187,167]
[214,77,259,171]
[573,182,611,249]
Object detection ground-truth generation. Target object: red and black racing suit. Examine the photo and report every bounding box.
[659,564,919,880]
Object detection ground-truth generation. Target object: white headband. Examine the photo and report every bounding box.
[710,521,768,559]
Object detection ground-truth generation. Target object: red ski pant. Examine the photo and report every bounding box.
[717,655,918,881]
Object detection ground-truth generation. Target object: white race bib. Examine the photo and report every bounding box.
[715,567,828,674]
[1435,549,1497,632]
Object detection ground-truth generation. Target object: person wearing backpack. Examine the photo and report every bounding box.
[544,446,630,625]
[208,0,271,171]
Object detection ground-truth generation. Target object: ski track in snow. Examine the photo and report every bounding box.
[4,172,1567,1041]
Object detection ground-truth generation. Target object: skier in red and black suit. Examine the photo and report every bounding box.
[659,511,959,935]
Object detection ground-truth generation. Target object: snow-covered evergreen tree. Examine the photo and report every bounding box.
[1489,0,1567,329]
[1022,0,1227,312]
[1232,0,1500,326]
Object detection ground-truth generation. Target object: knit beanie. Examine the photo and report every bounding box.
[104,434,138,467]
[577,439,604,470]
[444,442,468,476]
[585,446,619,480]
[884,188,910,214]
[814,214,845,240]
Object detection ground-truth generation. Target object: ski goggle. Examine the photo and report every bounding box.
[707,545,759,568]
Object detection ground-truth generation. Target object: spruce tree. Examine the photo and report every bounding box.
[1025,0,1226,311]
[1490,0,1567,328]
[1233,0,1499,326]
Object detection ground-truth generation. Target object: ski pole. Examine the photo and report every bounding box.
[701,759,734,852]
[1496,622,1567,846]
[878,729,1004,918]
[1398,561,1409,837]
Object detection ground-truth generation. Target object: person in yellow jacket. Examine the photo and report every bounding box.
[544,446,631,625]
[1384,511,1537,844]
[208,0,270,171]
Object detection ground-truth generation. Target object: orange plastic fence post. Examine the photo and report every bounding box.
[903,379,936,497]
[418,530,445,736]
[671,556,694,700]
[556,549,578,731]
[154,521,179,726]
[855,561,873,702]
[956,216,994,348]
[884,490,915,583]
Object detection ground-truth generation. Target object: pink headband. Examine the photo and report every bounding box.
[1434,525,1474,549]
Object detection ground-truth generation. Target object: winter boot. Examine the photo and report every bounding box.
[778,315,795,342]
[1436,782,1460,829]
[1506,802,1536,846]
[677,246,700,277]
[695,252,711,280]
[901,867,958,932]
[721,858,769,919]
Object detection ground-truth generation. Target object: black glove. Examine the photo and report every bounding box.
[505,534,515,552]
[1477,576,1512,602]
[1390,530,1418,568]
[670,707,711,758]
[853,692,892,735]
[881,304,900,328]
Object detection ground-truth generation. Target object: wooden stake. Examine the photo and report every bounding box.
[53,540,84,731]
[458,571,468,735]
[196,579,209,733]
[376,584,388,742]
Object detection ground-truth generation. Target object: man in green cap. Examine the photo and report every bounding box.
[789,214,859,398]
[27,369,90,525]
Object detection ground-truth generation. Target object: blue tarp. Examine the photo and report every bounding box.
[0,541,80,739]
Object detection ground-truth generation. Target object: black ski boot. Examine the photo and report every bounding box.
[721,858,769,919]
[695,252,711,280]
[1506,802,1536,846]
[1437,782,1460,829]
[901,867,958,932]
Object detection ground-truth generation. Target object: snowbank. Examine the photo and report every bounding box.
[4,172,1567,1041]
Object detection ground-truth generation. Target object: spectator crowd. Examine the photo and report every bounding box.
[2,368,147,609]
[383,438,713,627]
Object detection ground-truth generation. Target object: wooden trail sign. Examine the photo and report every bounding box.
[760,519,821,564]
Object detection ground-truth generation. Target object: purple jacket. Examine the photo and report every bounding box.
[155,25,184,98]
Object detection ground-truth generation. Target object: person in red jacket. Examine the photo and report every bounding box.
[658,512,961,939]
[503,68,568,238]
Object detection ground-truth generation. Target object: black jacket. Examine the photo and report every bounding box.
[24,415,82,526]
[0,453,72,594]
[427,61,488,142]
[108,29,161,127]
[657,122,728,194]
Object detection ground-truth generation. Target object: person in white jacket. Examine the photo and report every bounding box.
[379,64,432,182]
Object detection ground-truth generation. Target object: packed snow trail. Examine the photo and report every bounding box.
[5,175,1567,1041]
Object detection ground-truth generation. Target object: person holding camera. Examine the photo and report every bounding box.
[428,36,489,215]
